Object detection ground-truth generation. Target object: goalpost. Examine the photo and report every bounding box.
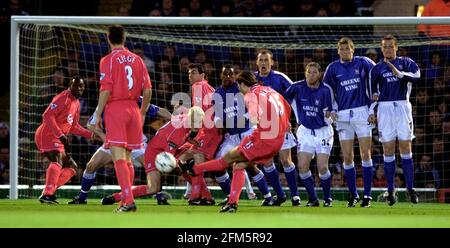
[9,16,450,202]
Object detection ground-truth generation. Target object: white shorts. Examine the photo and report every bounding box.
[335,106,374,140]
[281,131,297,150]
[377,101,414,143]
[296,125,334,155]
[215,128,254,159]
[99,142,147,161]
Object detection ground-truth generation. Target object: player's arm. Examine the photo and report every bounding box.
[140,88,152,125]
[384,58,420,83]
[323,83,335,123]
[96,57,112,129]
[156,106,171,123]
[70,111,94,140]
[140,57,153,125]
[42,94,65,138]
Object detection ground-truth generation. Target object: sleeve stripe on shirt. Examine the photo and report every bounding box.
[402,70,420,79]
[273,71,293,84]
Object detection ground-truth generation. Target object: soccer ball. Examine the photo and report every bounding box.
[155,152,177,173]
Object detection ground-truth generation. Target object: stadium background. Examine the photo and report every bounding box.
[1,0,449,203]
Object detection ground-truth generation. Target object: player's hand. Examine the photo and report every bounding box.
[92,132,105,143]
[330,112,338,122]
[384,59,401,78]
[59,135,70,149]
[368,114,377,124]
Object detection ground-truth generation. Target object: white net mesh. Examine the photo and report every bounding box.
[13,19,450,202]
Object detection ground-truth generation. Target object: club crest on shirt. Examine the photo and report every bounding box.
[315,100,320,106]
[355,69,359,75]
[67,114,74,125]
[244,141,253,149]
[54,143,59,148]
[50,103,57,110]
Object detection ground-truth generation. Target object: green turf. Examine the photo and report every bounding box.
[1,199,449,228]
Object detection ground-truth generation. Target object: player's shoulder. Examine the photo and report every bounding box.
[292,79,306,88]
[272,70,292,82]
[398,56,417,64]
[325,60,340,70]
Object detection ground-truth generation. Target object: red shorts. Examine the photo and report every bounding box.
[237,129,284,165]
[144,135,168,173]
[190,127,223,160]
[34,124,65,153]
[104,101,143,150]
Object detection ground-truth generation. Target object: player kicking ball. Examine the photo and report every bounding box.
[179,71,291,213]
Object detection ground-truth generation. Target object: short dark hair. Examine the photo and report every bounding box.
[70,76,84,86]
[108,25,125,45]
[188,63,205,75]
[236,71,257,87]
[382,34,397,46]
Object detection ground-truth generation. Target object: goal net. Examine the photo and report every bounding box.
[9,17,450,203]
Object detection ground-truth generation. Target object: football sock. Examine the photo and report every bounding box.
[128,162,135,185]
[384,155,396,192]
[283,162,299,197]
[56,168,76,188]
[194,158,228,174]
[228,168,246,205]
[401,153,414,190]
[43,162,62,196]
[344,162,358,197]
[215,172,231,195]
[79,170,96,201]
[114,159,134,205]
[299,171,317,201]
[319,170,332,200]
[252,170,271,198]
[362,160,373,197]
[263,163,285,198]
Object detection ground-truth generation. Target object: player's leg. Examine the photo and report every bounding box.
[279,148,300,206]
[214,139,235,204]
[399,140,418,203]
[243,170,257,200]
[317,153,332,207]
[339,137,359,207]
[193,152,215,205]
[262,158,286,205]
[297,151,318,207]
[220,162,249,213]
[53,152,78,197]
[39,151,63,203]
[111,146,135,207]
[316,130,334,207]
[245,165,273,206]
[382,140,397,206]
[69,148,112,204]
[279,132,300,206]
[358,136,374,207]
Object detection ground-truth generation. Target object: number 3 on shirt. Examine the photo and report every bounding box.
[125,65,134,90]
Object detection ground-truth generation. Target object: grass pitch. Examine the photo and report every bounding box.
[1,199,449,228]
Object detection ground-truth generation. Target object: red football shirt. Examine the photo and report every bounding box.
[245,85,291,138]
[99,47,152,102]
[191,80,214,112]
[41,90,92,139]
